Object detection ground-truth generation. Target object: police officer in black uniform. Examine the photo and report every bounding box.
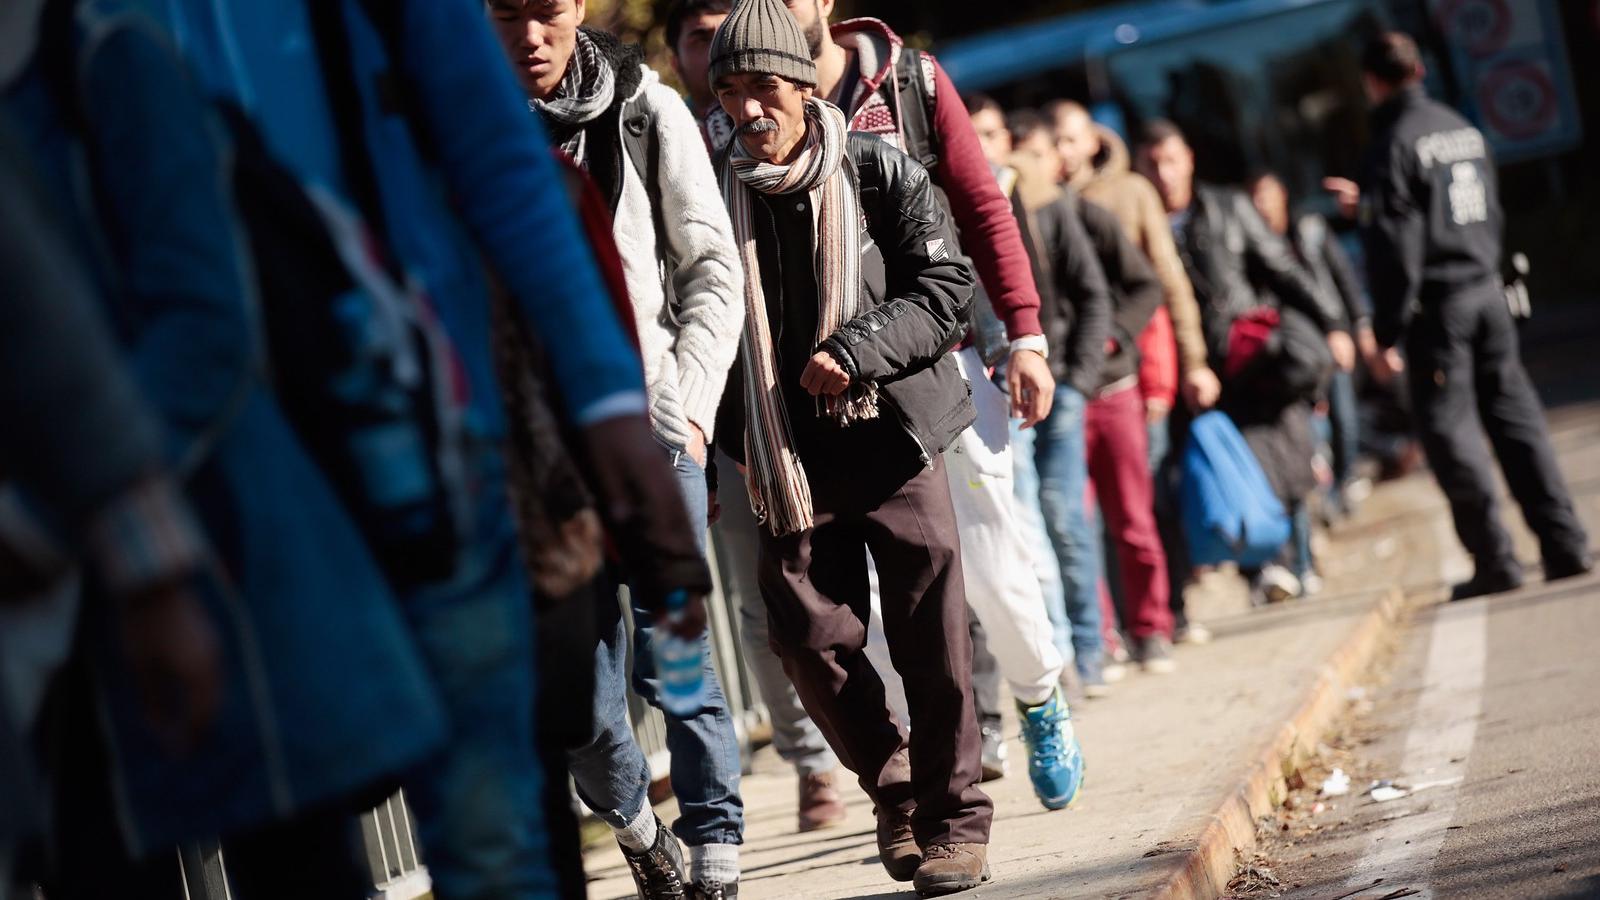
[1357,32,1592,599]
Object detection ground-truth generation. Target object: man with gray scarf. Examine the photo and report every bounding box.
[488,3,747,899]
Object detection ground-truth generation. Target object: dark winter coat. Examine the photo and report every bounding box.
[1076,195,1164,392]
[1291,213,1369,333]
[1359,85,1503,349]
[718,133,977,469]
[1175,184,1346,365]
[1025,188,1112,396]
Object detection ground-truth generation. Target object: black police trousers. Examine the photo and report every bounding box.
[1404,286,1588,573]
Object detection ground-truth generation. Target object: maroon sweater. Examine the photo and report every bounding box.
[830,18,1043,341]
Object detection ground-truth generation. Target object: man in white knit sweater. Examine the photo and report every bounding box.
[489,3,747,899]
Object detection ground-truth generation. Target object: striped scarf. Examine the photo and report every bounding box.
[723,99,876,536]
[528,29,615,163]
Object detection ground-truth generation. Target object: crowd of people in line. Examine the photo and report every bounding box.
[2,0,1591,898]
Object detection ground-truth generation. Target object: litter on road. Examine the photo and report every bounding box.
[1319,768,1352,797]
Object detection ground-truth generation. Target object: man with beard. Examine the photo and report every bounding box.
[1136,120,1348,603]
[1051,100,1219,643]
[489,2,748,897]
[708,0,1019,891]
[668,0,852,836]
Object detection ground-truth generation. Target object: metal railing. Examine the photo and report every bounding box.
[183,529,768,898]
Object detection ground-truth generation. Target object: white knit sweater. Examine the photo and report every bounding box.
[610,66,745,451]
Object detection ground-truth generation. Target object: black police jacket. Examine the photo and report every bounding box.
[1176,184,1345,365]
[1359,85,1504,348]
[718,133,977,468]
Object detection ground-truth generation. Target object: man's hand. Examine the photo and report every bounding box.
[1146,397,1172,424]
[1182,366,1222,411]
[706,487,722,527]
[529,509,604,598]
[1323,177,1361,220]
[800,351,851,397]
[685,424,709,468]
[119,581,222,753]
[1356,325,1379,367]
[1007,349,1055,429]
[1370,346,1406,386]
[575,414,713,614]
[1328,330,1357,372]
[657,592,708,641]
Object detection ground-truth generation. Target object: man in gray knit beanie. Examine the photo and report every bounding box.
[709,0,997,895]
[707,0,817,90]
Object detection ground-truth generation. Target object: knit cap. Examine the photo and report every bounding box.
[707,0,818,90]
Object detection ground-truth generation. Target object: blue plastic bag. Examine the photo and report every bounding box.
[1180,412,1291,568]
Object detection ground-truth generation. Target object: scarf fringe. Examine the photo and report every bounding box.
[725,100,871,536]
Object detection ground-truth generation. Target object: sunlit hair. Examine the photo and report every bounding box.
[1361,31,1423,87]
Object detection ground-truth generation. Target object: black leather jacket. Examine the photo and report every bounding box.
[718,134,977,468]
[1174,184,1345,365]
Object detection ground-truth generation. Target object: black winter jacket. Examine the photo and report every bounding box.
[717,133,977,468]
[1076,195,1163,391]
[1359,85,1503,348]
[1175,184,1345,365]
[1290,213,1369,334]
[1025,189,1111,396]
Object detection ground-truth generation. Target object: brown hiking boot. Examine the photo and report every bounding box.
[913,843,990,896]
[875,806,920,882]
[797,770,848,833]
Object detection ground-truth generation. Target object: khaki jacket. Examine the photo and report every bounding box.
[1068,124,1209,375]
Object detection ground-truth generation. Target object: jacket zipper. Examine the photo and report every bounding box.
[762,189,932,467]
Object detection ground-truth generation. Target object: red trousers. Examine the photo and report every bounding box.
[1087,385,1174,641]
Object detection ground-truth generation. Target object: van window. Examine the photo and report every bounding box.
[1102,0,1386,213]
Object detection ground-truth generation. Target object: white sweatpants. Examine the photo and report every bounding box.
[864,347,1065,714]
[944,347,1063,706]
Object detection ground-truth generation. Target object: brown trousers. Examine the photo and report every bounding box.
[757,450,992,847]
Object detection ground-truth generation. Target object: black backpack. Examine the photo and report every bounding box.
[879,48,1007,363]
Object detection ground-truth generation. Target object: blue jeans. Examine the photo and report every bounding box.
[1031,386,1103,669]
[1318,368,1360,508]
[568,452,743,848]
[1147,415,1172,478]
[1290,501,1314,580]
[399,455,559,900]
[1010,420,1071,665]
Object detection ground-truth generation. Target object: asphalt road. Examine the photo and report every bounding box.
[1237,371,1600,899]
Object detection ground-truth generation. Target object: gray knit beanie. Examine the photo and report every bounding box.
[707,0,818,90]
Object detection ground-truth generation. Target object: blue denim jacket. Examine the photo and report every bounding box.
[151,0,648,439]
[3,5,450,851]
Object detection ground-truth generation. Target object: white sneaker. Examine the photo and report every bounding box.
[1174,621,1213,645]
[1259,565,1301,604]
[1299,573,1325,597]
[1101,660,1128,684]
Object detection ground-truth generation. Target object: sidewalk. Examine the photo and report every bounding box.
[582,475,1454,899]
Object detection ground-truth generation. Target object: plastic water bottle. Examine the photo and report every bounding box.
[654,590,707,718]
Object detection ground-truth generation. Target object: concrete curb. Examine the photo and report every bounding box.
[1150,588,1405,900]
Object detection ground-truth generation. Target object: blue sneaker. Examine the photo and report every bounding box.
[1017,687,1085,810]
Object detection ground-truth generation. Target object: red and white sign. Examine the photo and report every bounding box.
[1478,60,1558,141]
[1436,0,1512,58]
[1428,0,1581,160]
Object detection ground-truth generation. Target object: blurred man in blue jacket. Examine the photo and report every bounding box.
[134,1,709,897]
